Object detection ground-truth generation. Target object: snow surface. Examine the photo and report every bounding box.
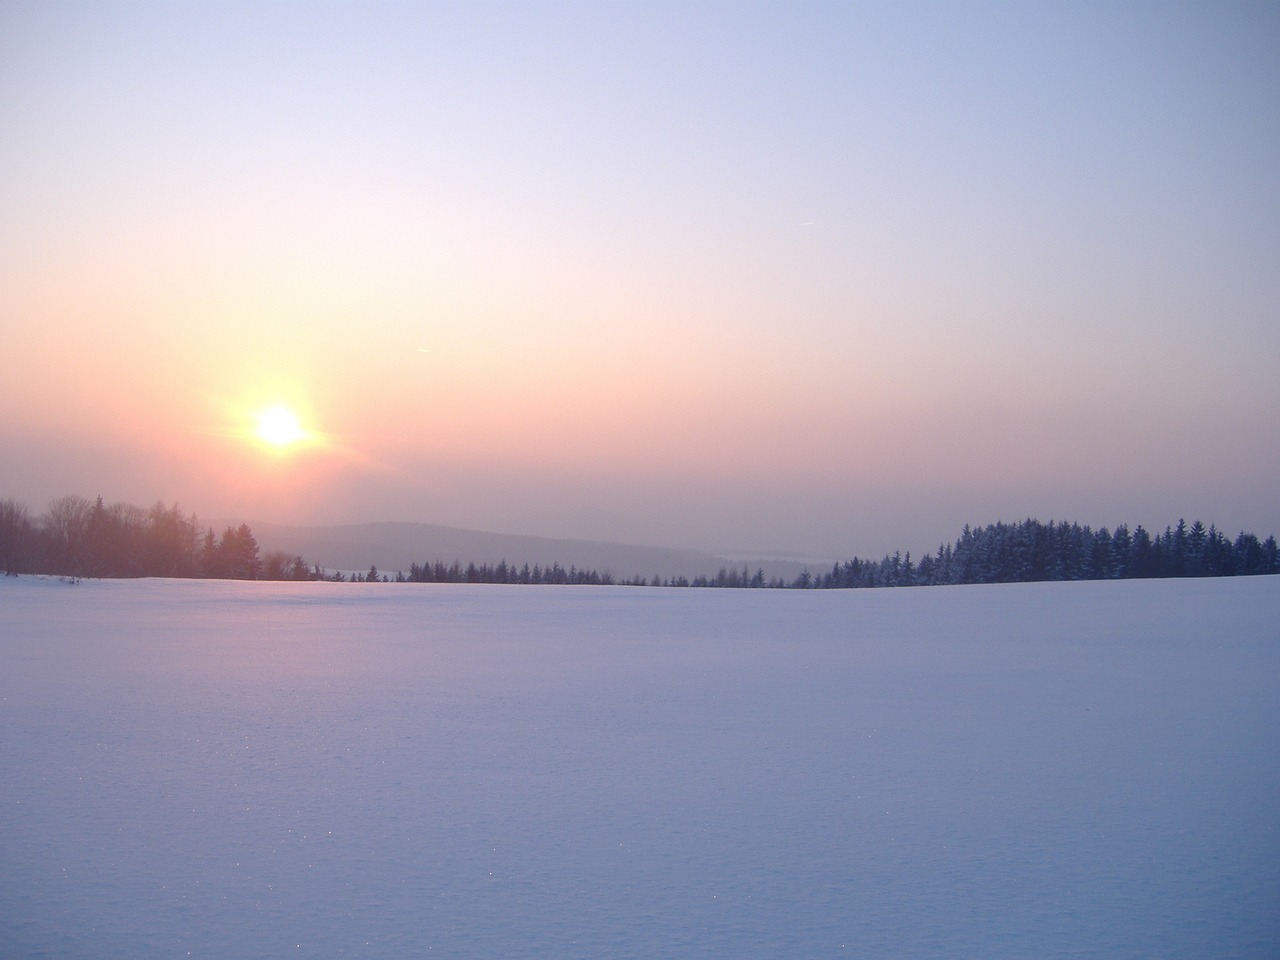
[2,575,1277,959]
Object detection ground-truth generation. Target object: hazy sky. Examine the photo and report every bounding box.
[2,1,1277,559]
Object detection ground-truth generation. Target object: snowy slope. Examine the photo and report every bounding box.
[1,576,1277,959]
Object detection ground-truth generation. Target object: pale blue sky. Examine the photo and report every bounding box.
[1,1,1277,557]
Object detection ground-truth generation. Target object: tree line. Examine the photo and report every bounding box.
[0,495,315,580]
[3,494,1276,588]
[812,518,1279,589]
[376,517,1277,588]
[383,559,781,588]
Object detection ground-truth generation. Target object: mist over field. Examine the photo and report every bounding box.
[247,519,818,583]
[3,575,1277,958]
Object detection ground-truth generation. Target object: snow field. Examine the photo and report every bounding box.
[1,576,1277,958]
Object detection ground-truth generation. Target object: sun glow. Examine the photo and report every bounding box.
[253,405,307,449]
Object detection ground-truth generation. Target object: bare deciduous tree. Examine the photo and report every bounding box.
[0,498,33,575]
[43,494,92,576]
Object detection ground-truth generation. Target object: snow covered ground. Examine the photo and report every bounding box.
[2,575,1277,959]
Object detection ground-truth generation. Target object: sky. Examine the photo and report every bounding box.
[2,0,1278,560]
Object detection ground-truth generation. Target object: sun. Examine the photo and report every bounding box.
[253,405,307,449]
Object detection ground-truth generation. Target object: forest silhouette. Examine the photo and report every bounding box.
[2,494,1276,588]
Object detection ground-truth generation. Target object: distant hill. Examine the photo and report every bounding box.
[251,521,817,583]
